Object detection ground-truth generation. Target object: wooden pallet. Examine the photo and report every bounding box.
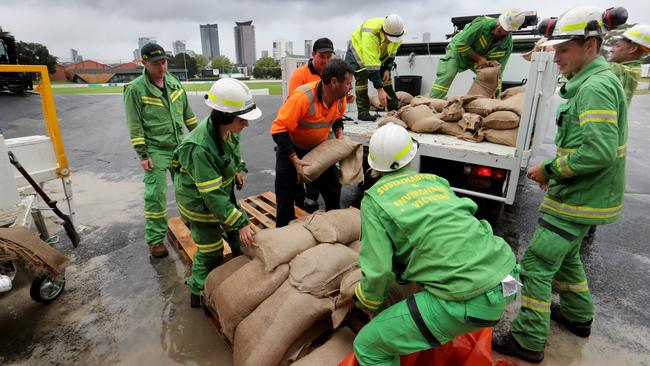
[167,191,308,264]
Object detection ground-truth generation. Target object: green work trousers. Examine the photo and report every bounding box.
[186,220,242,295]
[354,69,398,115]
[511,214,593,352]
[143,148,174,246]
[354,276,516,366]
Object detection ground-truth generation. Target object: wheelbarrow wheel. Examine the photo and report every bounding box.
[30,274,65,304]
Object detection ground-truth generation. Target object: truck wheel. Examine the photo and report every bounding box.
[29,274,65,304]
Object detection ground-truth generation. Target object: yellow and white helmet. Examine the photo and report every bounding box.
[368,122,417,172]
[623,24,650,50]
[382,14,405,43]
[499,9,528,32]
[204,78,262,120]
[542,6,604,47]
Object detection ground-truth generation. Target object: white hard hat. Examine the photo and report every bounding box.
[382,15,405,43]
[499,9,527,32]
[623,24,650,50]
[541,6,604,47]
[368,123,417,172]
[204,78,262,120]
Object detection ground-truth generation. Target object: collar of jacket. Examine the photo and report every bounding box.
[620,59,642,67]
[142,69,180,97]
[308,59,319,76]
[559,56,610,99]
[316,80,324,103]
[376,166,416,184]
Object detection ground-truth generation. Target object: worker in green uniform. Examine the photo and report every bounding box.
[172,78,261,307]
[346,15,404,121]
[608,24,650,106]
[352,122,519,366]
[124,43,198,258]
[493,7,628,363]
[429,9,527,99]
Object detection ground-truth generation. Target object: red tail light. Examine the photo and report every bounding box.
[470,166,506,180]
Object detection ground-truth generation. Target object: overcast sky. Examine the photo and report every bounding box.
[2,0,649,64]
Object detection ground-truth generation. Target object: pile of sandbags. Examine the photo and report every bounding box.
[301,138,364,185]
[370,91,414,111]
[373,87,526,147]
[203,208,364,366]
[467,61,501,98]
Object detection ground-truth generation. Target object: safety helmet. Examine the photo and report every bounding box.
[499,9,527,32]
[368,123,417,172]
[204,78,262,120]
[541,6,604,47]
[382,15,405,43]
[623,24,650,51]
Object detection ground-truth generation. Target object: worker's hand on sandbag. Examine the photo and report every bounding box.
[290,155,311,180]
[346,93,355,104]
[239,223,256,246]
[334,128,345,140]
[235,172,246,191]
[527,163,548,186]
[382,69,390,83]
[140,158,153,172]
[476,56,489,68]
[377,88,391,108]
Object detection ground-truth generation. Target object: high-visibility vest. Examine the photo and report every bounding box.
[349,17,401,72]
[271,81,347,150]
[288,61,320,95]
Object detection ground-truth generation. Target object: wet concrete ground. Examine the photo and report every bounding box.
[0,92,649,365]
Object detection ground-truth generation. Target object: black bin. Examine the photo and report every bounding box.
[394,75,422,96]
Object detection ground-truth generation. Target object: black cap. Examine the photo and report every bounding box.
[313,38,335,54]
[141,43,169,62]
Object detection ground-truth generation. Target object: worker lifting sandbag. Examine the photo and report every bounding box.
[467,61,501,98]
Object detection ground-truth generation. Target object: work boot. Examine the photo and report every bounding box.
[357,112,378,121]
[492,333,544,364]
[550,304,592,338]
[190,293,202,308]
[149,243,168,258]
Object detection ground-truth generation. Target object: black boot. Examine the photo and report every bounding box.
[492,333,544,364]
[551,304,592,337]
[190,293,202,308]
[357,112,378,121]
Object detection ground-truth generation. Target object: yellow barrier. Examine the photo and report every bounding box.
[0,64,69,177]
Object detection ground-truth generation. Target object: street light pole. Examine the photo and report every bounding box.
[182,52,188,81]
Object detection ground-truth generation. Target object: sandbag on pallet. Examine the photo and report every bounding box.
[464,98,500,116]
[440,97,464,122]
[215,258,290,342]
[280,319,333,366]
[483,128,519,147]
[233,281,334,366]
[378,116,408,129]
[249,224,317,271]
[410,95,447,112]
[467,61,500,98]
[289,243,359,298]
[482,110,520,130]
[292,327,356,366]
[494,92,525,116]
[302,138,362,183]
[203,256,251,314]
[302,208,361,244]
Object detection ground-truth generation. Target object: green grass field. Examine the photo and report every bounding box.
[51,81,282,95]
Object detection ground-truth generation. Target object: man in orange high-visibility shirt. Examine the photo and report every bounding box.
[271,59,354,226]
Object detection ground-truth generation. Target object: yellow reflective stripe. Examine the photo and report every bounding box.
[196,240,224,253]
[479,35,488,49]
[144,209,168,219]
[131,137,146,146]
[560,22,588,32]
[431,84,449,92]
[355,85,368,91]
[556,147,576,157]
[207,93,245,107]
[456,45,470,52]
[184,116,198,126]
[488,52,506,58]
[556,156,575,177]
[541,197,622,219]
[394,137,413,161]
[521,296,550,312]
[555,280,589,292]
[196,177,223,193]
[617,144,627,158]
[170,89,184,103]
[354,283,381,310]
[579,110,617,126]
[141,96,164,107]
[628,30,650,43]
[177,203,220,223]
[224,207,242,226]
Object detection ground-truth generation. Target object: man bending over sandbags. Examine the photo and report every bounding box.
[352,122,520,366]
[271,59,354,227]
[430,9,528,99]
